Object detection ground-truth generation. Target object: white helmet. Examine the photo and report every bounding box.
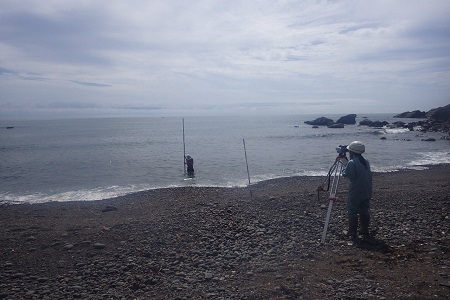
[347,141,365,154]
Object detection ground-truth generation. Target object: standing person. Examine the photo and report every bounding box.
[185,155,194,175]
[342,141,372,240]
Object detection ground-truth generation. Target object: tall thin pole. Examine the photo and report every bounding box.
[183,118,186,174]
[243,139,252,197]
[243,139,251,185]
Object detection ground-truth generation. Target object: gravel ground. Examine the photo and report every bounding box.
[1,165,449,299]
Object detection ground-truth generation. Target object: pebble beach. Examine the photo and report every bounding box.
[1,165,450,299]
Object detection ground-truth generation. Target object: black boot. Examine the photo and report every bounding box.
[347,215,358,239]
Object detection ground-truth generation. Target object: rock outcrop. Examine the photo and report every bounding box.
[359,119,389,127]
[336,114,357,124]
[304,117,334,126]
[426,104,450,122]
[303,106,449,133]
[394,110,426,118]
[405,104,450,133]
[304,114,356,128]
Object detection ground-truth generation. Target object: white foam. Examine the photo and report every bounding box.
[407,151,450,166]
[383,128,410,134]
[371,165,429,173]
[0,184,178,205]
[296,170,328,177]
[371,165,402,173]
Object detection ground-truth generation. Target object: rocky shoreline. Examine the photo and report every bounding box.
[1,165,450,299]
[304,104,450,136]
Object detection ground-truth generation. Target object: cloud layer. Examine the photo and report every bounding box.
[1,0,449,119]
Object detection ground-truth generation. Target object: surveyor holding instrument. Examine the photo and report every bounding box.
[342,141,373,240]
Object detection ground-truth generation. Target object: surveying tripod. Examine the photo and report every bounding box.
[317,148,348,244]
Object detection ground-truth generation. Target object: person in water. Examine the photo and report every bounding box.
[185,155,194,175]
[342,141,373,240]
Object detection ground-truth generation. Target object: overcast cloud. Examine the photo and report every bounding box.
[1,0,449,119]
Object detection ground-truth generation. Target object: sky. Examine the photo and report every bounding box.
[1,0,450,120]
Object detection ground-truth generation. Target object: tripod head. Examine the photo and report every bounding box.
[336,145,349,159]
[317,146,349,198]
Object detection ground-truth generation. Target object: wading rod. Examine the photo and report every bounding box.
[183,118,186,174]
[243,139,251,185]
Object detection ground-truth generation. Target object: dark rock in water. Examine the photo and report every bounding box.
[359,119,373,126]
[303,116,348,128]
[373,121,389,127]
[394,110,426,118]
[421,138,436,142]
[359,119,389,127]
[336,114,357,124]
[312,125,319,129]
[304,117,334,126]
[380,137,387,140]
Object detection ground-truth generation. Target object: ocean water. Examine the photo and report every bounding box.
[1,114,449,204]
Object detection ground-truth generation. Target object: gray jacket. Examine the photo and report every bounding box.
[342,156,372,201]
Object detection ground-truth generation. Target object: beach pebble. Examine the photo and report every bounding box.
[63,244,74,250]
[93,243,106,249]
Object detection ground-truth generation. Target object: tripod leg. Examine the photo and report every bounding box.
[320,161,344,243]
[321,199,334,243]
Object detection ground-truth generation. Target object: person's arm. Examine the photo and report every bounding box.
[368,162,373,198]
[342,160,356,180]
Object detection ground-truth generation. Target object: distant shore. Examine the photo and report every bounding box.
[1,164,449,299]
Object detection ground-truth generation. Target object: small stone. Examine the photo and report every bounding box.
[102,206,118,213]
[63,244,74,250]
[93,243,106,249]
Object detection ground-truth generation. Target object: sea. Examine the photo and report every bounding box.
[1,114,449,204]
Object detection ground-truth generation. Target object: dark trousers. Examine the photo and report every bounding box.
[187,165,194,174]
